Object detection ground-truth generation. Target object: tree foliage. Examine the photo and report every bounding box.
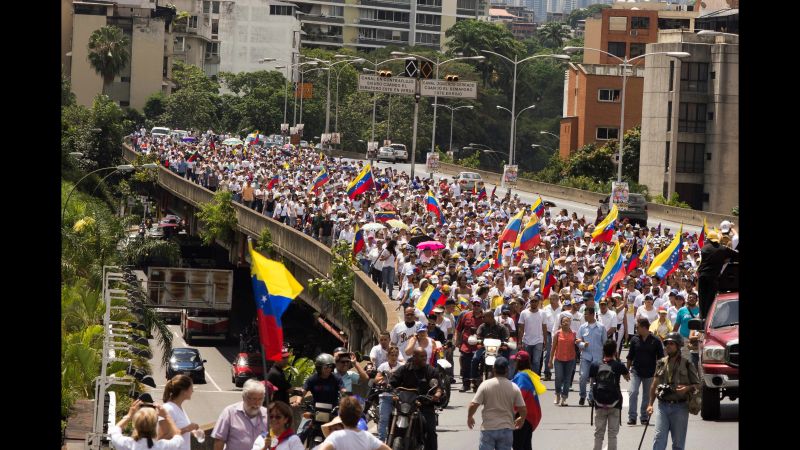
[308,241,355,320]
[537,22,571,49]
[87,26,130,92]
[197,190,238,246]
[566,3,612,28]
[445,19,524,87]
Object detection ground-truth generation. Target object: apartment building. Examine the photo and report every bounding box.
[66,0,174,111]
[287,0,490,52]
[639,30,738,213]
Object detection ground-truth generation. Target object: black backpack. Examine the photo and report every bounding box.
[592,362,620,407]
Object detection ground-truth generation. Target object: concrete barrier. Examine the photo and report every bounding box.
[122,145,395,346]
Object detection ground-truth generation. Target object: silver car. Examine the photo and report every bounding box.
[456,172,484,191]
[389,144,408,162]
[377,146,397,162]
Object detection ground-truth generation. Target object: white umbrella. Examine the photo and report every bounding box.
[362,222,385,232]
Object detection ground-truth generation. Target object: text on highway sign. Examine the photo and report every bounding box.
[358,75,416,95]
[420,80,477,99]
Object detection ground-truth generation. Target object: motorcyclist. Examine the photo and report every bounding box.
[471,312,511,384]
[389,348,443,450]
[292,353,344,408]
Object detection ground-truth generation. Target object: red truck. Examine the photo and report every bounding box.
[691,263,739,420]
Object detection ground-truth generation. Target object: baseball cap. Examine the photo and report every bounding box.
[493,356,510,370]
[511,350,530,362]
[416,324,428,333]
[433,306,445,313]
[658,306,668,313]
[582,291,593,300]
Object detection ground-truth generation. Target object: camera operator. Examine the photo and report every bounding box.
[646,333,700,450]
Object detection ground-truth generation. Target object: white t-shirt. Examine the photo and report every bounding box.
[598,309,617,333]
[390,321,421,348]
[541,304,562,333]
[436,317,454,338]
[636,305,659,324]
[518,308,545,346]
[162,402,191,450]
[322,429,384,450]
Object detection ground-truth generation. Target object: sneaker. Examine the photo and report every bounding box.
[554,395,561,405]
[543,374,552,381]
[641,419,649,425]
[627,419,637,425]
[578,397,586,406]
[458,385,470,393]
[560,398,567,406]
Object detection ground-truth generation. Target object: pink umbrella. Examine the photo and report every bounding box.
[416,241,445,251]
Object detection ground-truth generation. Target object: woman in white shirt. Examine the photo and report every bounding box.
[379,240,398,297]
[251,401,304,450]
[159,375,197,450]
[109,400,183,450]
[635,295,659,324]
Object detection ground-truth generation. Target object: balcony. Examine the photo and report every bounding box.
[358,37,409,47]
[360,0,411,10]
[302,15,345,25]
[357,19,410,30]
[303,34,344,45]
[415,23,440,32]
[418,3,442,14]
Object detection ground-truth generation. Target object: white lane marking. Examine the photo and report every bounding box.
[205,370,222,392]
[170,328,222,392]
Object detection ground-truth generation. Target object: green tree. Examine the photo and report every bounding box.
[121,237,181,268]
[445,19,524,87]
[62,71,76,106]
[162,88,217,130]
[87,26,130,95]
[563,143,615,182]
[537,22,571,49]
[143,92,167,122]
[171,60,219,94]
[620,125,641,182]
[308,241,355,319]
[197,190,238,246]
[566,3,612,28]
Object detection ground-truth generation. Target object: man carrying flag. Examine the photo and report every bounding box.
[248,240,304,361]
[267,174,280,191]
[647,226,684,281]
[468,356,528,449]
[594,242,626,302]
[540,257,557,298]
[426,191,446,225]
[510,351,545,450]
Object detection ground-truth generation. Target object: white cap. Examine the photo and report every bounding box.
[720,220,733,234]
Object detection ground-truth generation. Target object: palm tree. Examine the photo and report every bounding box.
[87,25,130,95]
[445,19,524,88]
[537,22,571,50]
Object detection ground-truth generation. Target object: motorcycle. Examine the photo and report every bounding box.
[433,344,453,408]
[468,335,517,391]
[387,381,439,450]
[363,381,393,425]
[297,399,337,449]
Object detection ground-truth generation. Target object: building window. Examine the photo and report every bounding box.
[119,101,130,107]
[361,10,410,23]
[417,14,441,26]
[631,16,650,29]
[270,5,293,16]
[188,15,198,29]
[120,76,131,83]
[420,0,442,6]
[668,60,674,91]
[596,127,619,140]
[598,89,621,102]
[212,1,220,14]
[681,62,709,92]
[658,18,690,30]
[331,6,344,17]
[667,101,672,131]
[359,28,408,42]
[608,42,626,58]
[455,0,474,9]
[679,103,707,133]
[206,42,219,58]
[630,43,645,58]
[211,19,219,37]
[203,1,210,14]
[665,141,670,172]
[416,32,440,45]
[608,16,627,31]
[676,142,705,173]
[174,35,185,52]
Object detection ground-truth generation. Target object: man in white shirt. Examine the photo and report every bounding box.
[597,299,618,339]
[517,293,547,376]
[390,307,422,349]
[541,293,561,381]
[370,332,403,366]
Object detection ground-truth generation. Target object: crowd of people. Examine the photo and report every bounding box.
[126,129,739,450]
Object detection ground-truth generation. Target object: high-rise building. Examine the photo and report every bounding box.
[639,30,738,213]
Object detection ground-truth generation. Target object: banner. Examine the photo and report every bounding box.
[295,82,313,99]
[503,165,518,186]
[426,152,440,172]
[611,181,630,211]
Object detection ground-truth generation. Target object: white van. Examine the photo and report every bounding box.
[151,126,171,138]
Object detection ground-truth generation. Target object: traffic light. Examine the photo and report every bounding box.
[378,70,393,77]
[445,74,459,82]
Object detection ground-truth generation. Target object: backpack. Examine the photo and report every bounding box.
[591,362,620,407]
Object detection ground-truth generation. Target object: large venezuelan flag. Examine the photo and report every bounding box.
[347,164,374,200]
[626,239,649,273]
[352,227,365,258]
[499,210,525,243]
[512,369,545,431]
[594,242,626,302]
[592,204,619,243]
[267,174,280,190]
[309,168,329,193]
[530,196,545,218]
[647,225,683,279]
[415,286,447,316]
[473,258,490,276]
[249,242,304,361]
[426,191,446,225]
[515,215,542,251]
[375,211,398,222]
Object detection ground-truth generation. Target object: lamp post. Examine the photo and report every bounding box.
[62,164,136,222]
[298,66,329,132]
[389,52,485,156]
[263,58,318,128]
[563,46,690,182]
[480,51,571,166]
[539,130,559,140]
[316,57,365,136]
[433,104,474,154]
[496,103,536,161]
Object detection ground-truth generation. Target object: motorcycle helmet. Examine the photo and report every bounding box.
[663,332,684,348]
[333,347,348,356]
[315,353,335,373]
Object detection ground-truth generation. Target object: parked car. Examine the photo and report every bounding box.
[389,143,408,162]
[456,172,485,191]
[146,224,164,239]
[231,352,265,388]
[599,193,648,227]
[166,347,207,383]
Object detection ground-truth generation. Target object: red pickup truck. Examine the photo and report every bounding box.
[691,263,739,420]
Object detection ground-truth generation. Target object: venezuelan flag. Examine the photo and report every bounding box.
[499,210,525,244]
[530,196,545,218]
[592,204,619,243]
[512,369,545,431]
[379,188,390,200]
[626,239,649,273]
[493,242,504,269]
[594,242,626,302]
[416,286,447,316]
[375,211,397,222]
[473,258,490,276]
[482,210,494,223]
[352,227,365,258]
[426,191,446,225]
[515,215,542,251]
[267,174,280,190]
[490,185,497,199]
[309,168,330,193]
[476,186,487,201]
[698,217,708,249]
[249,241,303,361]
[540,257,556,298]
[647,225,684,279]
[347,164,375,200]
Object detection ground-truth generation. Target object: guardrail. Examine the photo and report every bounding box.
[122,145,398,344]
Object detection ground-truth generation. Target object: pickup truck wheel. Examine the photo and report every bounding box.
[700,384,721,420]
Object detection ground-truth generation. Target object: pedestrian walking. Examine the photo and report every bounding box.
[211,379,269,450]
[589,340,629,450]
[467,357,527,450]
[626,318,664,426]
[160,375,199,450]
[109,400,184,450]
[548,315,577,406]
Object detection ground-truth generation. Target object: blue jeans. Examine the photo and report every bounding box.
[554,359,576,399]
[471,347,511,381]
[579,358,593,401]
[541,333,552,377]
[525,344,544,376]
[652,401,690,450]
[378,394,393,442]
[479,428,513,450]
[360,258,371,274]
[628,370,653,422]
[381,266,396,297]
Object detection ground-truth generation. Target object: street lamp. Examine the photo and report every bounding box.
[317,58,364,135]
[480,51,570,166]
[497,103,536,160]
[389,52,485,157]
[62,164,136,222]
[539,130,559,140]
[433,104,474,155]
[563,46,690,182]
[359,57,414,158]
[531,143,554,152]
